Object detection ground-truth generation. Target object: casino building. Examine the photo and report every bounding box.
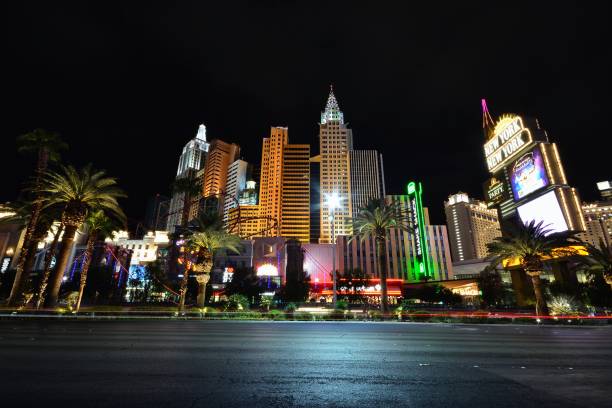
[481,101,586,305]
[481,101,585,233]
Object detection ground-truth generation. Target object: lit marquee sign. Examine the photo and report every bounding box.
[407,181,432,280]
[484,115,533,173]
[484,174,510,208]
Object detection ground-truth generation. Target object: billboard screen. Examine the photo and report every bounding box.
[517,190,568,234]
[509,146,549,201]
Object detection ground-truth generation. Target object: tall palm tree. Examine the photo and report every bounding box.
[36,221,64,309]
[37,165,126,307]
[7,129,67,306]
[486,220,579,316]
[2,201,62,305]
[351,199,409,313]
[182,212,241,310]
[75,210,124,312]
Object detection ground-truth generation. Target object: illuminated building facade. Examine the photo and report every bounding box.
[597,181,612,200]
[258,127,310,243]
[202,139,240,211]
[281,144,311,243]
[319,88,353,243]
[226,205,260,239]
[580,201,612,248]
[444,192,501,262]
[223,159,248,225]
[238,180,258,206]
[166,124,210,232]
[323,187,453,284]
[349,150,385,218]
[259,127,287,236]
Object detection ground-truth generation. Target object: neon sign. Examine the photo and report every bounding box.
[407,181,432,280]
[484,116,533,173]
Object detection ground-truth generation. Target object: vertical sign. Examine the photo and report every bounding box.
[407,181,432,280]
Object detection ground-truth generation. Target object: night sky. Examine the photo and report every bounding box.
[2,2,610,226]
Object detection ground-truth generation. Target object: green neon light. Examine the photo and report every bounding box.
[407,181,432,281]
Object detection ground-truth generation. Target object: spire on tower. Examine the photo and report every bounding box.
[196,124,207,141]
[321,85,344,124]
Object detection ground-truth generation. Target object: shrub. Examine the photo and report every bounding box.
[367,310,383,321]
[225,294,250,311]
[548,295,582,316]
[328,309,347,320]
[335,300,349,310]
[284,302,298,312]
[267,309,285,320]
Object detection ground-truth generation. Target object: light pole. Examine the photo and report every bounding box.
[326,193,341,306]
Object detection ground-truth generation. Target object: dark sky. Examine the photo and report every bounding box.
[2,1,610,226]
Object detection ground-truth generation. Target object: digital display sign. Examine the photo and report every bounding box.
[484,115,533,173]
[517,190,568,235]
[483,173,510,208]
[509,146,549,201]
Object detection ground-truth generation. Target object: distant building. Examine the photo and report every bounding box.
[223,159,248,225]
[597,181,612,201]
[319,88,353,242]
[580,201,612,248]
[258,127,310,243]
[202,138,240,216]
[444,192,501,262]
[238,180,258,206]
[309,155,321,243]
[144,194,170,232]
[167,125,210,232]
[349,150,385,218]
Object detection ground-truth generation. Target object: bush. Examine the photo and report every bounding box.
[225,294,250,311]
[548,295,582,316]
[407,310,432,322]
[266,309,285,320]
[284,302,298,312]
[335,300,349,311]
[367,310,383,320]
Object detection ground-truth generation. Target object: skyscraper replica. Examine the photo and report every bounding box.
[166,124,210,232]
[202,139,240,213]
[318,88,353,242]
[444,192,501,262]
[258,127,310,243]
[349,150,385,219]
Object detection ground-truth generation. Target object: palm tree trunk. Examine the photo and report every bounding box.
[195,273,210,308]
[37,223,64,309]
[527,271,549,316]
[45,223,79,308]
[178,265,190,313]
[376,236,389,314]
[7,201,43,306]
[7,149,49,306]
[76,233,96,312]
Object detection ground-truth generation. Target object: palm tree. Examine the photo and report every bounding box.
[37,165,126,307]
[578,240,612,287]
[75,210,124,312]
[36,221,64,309]
[486,220,579,316]
[182,212,241,310]
[351,199,409,313]
[2,201,62,305]
[7,129,67,306]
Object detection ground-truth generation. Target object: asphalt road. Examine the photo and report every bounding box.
[0,320,611,408]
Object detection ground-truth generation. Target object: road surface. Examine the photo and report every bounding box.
[1,320,610,407]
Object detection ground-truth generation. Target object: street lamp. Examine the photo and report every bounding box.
[326,193,341,306]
